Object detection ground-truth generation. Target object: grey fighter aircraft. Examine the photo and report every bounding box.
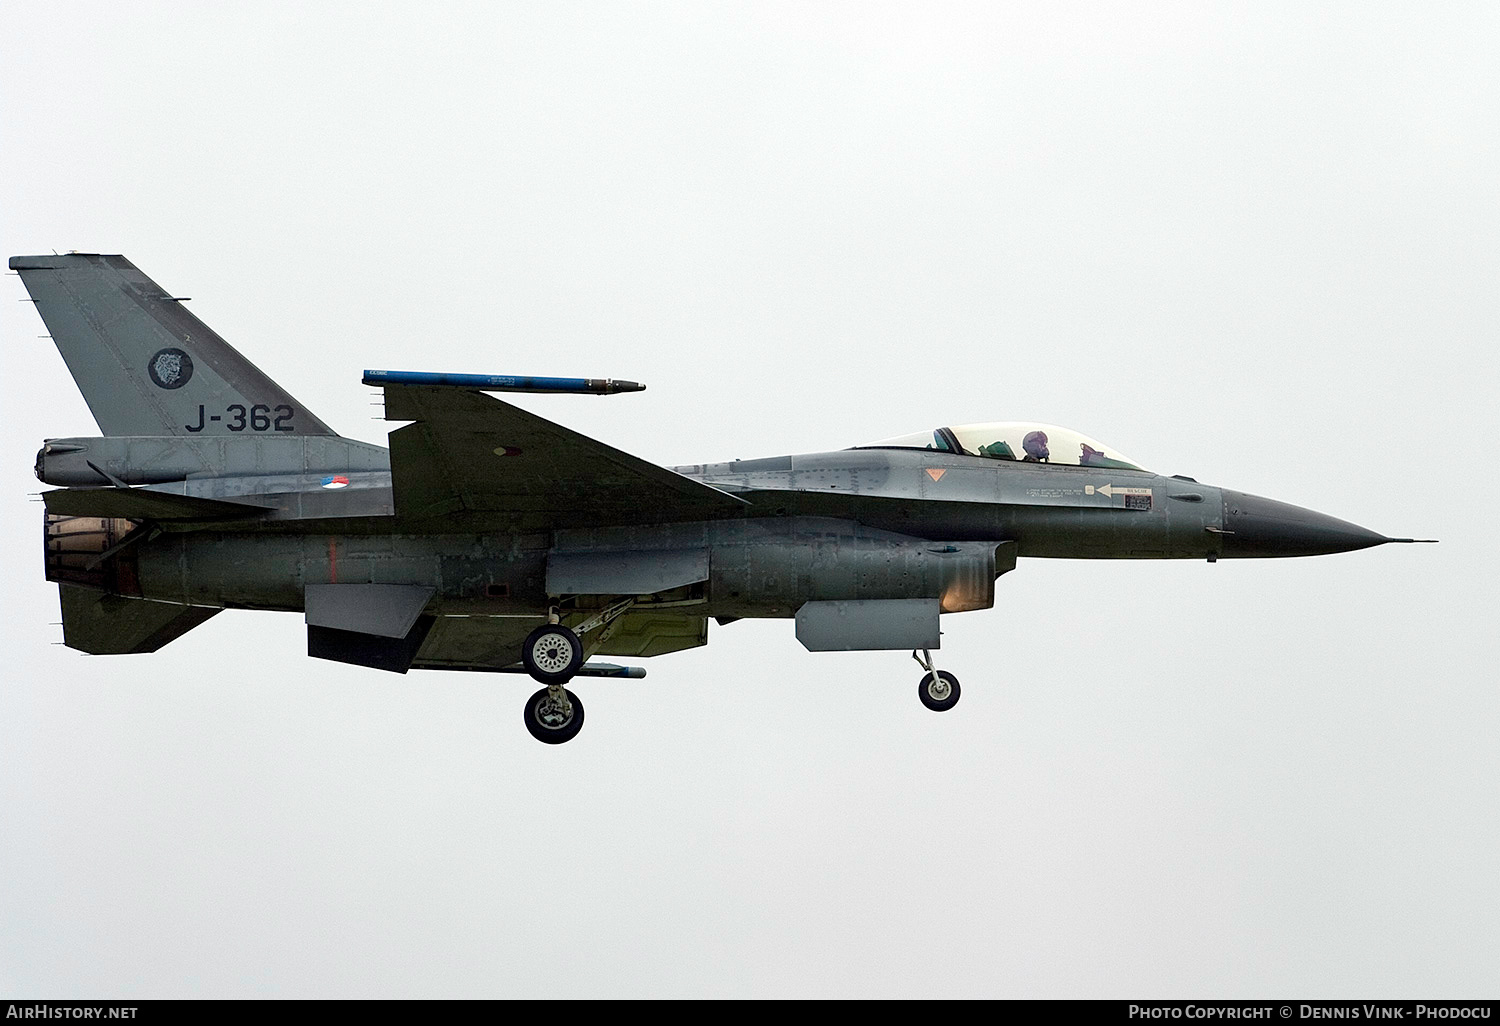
[15,254,1430,743]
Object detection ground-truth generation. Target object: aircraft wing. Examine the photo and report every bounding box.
[377,384,750,530]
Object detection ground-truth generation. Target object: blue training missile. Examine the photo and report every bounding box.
[362,369,645,394]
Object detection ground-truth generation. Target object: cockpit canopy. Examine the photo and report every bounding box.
[857,422,1146,472]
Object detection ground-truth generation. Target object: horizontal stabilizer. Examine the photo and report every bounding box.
[376,383,750,530]
[58,584,219,654]
[43,487,272,521]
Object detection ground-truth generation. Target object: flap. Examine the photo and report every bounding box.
[546,547,709,596]
[304,583,436,638]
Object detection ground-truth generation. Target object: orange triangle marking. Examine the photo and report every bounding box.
[925,468,946,482]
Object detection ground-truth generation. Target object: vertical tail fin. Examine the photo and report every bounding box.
[12,253,337,437]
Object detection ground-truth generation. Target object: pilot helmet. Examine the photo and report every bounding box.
[1023,430,1050,460]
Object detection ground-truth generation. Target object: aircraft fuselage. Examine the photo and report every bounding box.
[43,441,1388,627]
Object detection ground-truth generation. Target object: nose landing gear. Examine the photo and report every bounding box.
[912,649,960,712]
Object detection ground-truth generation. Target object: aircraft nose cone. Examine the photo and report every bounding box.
[1220,489,1389,557]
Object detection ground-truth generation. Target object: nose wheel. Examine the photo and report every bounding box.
[913,649,961,712]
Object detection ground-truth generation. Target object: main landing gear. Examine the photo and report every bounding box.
[912,649,960,712]
[519,601,634,745]
[517,612,964,741]
[523,683,585,745]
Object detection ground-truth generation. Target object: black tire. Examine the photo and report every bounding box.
[522,624,583,684]
[523,687,585,744]
[917,670,961,712]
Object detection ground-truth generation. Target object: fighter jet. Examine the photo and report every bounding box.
[15,254,1431,743]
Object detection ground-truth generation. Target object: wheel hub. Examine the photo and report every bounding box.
[535,690,574,729]
[530,634,574,674]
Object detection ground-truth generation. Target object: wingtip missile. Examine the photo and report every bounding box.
[362,369,645,395]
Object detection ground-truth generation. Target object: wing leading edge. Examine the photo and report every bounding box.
[376,383,750,530]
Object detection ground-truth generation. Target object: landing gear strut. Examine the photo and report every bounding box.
[912,649,960,712]
[518,600,635,744]
[519,619,585,744]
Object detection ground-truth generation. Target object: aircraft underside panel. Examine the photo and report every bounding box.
[706,532,1010,617]
[404,611,707,669]
[546,547,709,597]
[549,519,1014,617]
[591,612,709,658]
[409,615,546,673]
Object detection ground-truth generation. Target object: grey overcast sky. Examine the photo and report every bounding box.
[2,1,1496,999]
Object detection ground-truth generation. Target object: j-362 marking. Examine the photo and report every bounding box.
[184,403,295,433]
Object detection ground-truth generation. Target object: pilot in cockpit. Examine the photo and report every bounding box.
[1022,430,1050,462]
